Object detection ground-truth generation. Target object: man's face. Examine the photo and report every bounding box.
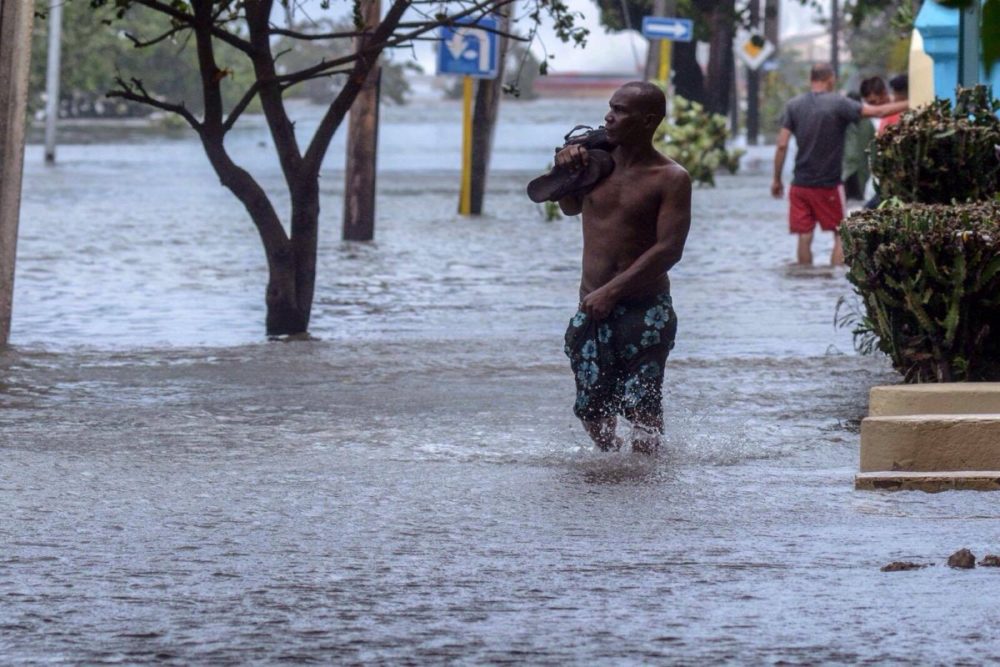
[604,88,648,145]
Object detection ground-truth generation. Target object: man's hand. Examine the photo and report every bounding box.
[555,144,589,172]
[771,179,784,199]
[581,285,617,320]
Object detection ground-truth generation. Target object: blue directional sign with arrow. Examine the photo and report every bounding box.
[437,17,500,79]
[641,16,694,42]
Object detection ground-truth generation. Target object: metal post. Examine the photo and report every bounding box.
[44,0,62,163]
[0,0,36,345]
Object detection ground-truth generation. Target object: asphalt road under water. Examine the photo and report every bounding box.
[4,100,1000,663]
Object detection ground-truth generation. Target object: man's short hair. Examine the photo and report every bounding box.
[889,74,908,96]
[621,81,667,119]
[859,76,887,99]
[810,63,835,82]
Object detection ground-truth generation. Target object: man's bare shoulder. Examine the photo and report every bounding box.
[656,155,692,191]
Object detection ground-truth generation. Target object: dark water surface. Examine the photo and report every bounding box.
[4,100,1000,664]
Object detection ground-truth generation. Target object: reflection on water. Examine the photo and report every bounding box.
[4,100,999,663]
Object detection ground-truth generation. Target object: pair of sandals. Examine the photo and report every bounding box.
[526,125,616,203]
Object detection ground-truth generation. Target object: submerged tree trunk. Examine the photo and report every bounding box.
[672,40,706,105]
[704,0,735,116]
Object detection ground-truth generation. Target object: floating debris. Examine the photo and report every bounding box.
[881,561,927,572]
[948,548,976,569]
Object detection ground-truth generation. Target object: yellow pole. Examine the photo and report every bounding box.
[658,39,672,87]
[459,75,474,215]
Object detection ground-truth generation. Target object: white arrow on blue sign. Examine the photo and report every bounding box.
[436,17,500,79]
[641,16,694,42]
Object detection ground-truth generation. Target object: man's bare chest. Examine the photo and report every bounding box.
[585,170,662,221]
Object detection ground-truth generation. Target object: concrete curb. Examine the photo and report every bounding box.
[856,471,1000,492]
[857,384,1000,492]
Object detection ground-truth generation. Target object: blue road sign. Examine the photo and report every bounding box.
[641,16,694,42]
[437,17,500,79]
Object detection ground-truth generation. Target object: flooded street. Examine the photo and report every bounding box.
[4,99,1000,663]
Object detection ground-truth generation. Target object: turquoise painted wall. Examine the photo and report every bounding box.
[915,0,1000,102]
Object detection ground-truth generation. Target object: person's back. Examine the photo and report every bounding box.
[782,91,861,188]
[772,63,907,265]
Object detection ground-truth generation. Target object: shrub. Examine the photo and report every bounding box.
[869,85,1000,204]
[841,201,1000,382]
[654,96,743,187]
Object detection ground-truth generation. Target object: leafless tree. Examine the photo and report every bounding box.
[92,0,586,335]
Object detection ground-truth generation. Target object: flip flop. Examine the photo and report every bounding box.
[526,149,615,203]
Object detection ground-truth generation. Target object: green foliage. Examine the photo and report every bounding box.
[543,200,563,221]
[870,85,1000,204]
[30,0,255,118]
[653,96,743,187]
[842,202,1000,382]
[843,0,911,79]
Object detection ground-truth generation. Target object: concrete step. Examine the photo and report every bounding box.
[856,471,1000,492]
[870,383,1000,417]
[861,414,1000,472]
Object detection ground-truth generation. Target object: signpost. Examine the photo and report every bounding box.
[437,17,500,215]
[736,32,774,71]
[641,17,693,88]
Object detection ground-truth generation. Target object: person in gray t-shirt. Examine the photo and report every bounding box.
[771,63,908,266]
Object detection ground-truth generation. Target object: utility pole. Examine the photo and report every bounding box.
[0,0,35,345]
[342,0,382,241]
[746,0,761,145]
[44,0,63,163]
[831,0,840,78]
[645,0,677,91]
[469,7,510,215]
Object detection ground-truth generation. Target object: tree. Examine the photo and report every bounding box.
[83,0,586,336]
[30,2,257,117]
[589,0,742,115]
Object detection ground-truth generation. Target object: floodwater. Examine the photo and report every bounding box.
[4,99,1000,664]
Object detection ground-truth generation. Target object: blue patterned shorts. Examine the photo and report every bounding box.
[564,291,677,426]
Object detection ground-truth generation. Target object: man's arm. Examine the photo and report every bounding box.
[772,127,791,199]
[861,100,909,118]
[580,166,692,319]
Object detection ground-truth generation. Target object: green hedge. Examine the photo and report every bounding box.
[653,96,743,187]
[870,86,1000,204]
[842,201,1000,382]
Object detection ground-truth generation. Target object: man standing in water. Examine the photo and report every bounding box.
[772,63,908,265]
[556,82,691,453]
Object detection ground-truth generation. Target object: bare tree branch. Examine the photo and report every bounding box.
[274,0,519,90]
[278,69,352,91]
[223,82,260,133]
[124,25,186,49]
[129,0,255,55]
[107,76,201,130]
[268,27,370,40]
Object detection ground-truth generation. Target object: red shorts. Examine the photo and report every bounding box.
[788,184,845,234]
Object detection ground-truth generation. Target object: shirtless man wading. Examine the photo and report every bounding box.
[557,82,692,454]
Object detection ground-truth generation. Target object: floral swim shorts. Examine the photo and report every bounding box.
[564,291,677,426]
